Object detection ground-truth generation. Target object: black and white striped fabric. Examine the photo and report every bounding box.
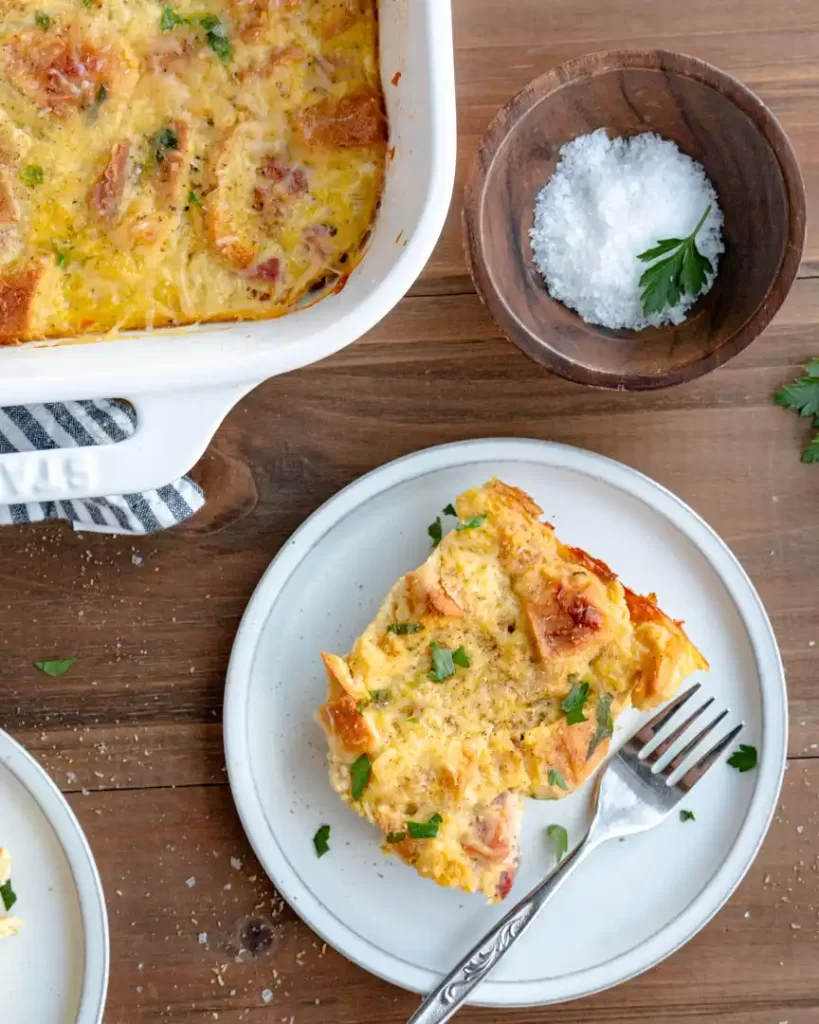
[0,400,204,534]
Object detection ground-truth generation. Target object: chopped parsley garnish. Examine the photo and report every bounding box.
[349,753,371,800]
[442,503,457,516]
[55,247,69,268]
[369,688,391,705]
[775,359,819,463]
[0,878,16,912]
[456,513,487,532]
[197,14,232,62]
[428,516,442,547]
[428,642,457,682]
[387,622,422,635]
[679,809,695,822]
[546,823,568,862]
[637,205,713,316]
[386,831,406,843]
[452,645,470,668]
[727,744,757,773]
[83,0,94,7]
[95,83,107,105]
[187,189,202,208]
[561,680,590,725]
[407,813,442,840]
[21,165,44,187]
[587,692,614,758]
[313,824,331,857]
[35,10,51,29]
[159,9,231,61]
[160,3,187,30]
[34,658,75,677]
[548,768,568,791]
[154,127,179,164]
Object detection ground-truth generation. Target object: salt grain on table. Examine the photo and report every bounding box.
[530,129,724,330]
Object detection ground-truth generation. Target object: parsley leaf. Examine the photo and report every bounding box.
[679,809,695,822]
[587,692,614,758]
[34,658,75,677]
[386,830,406,843]
[774,360,819,463]
[313,823,331,857]
[775,374,819,419]
[197,14,232,62]
[0,878,16,912]
[95,83,107,105]
[561,680,589,725]
[727,743,757,773]
[452,645,470,668]
[160,3,187,30]
[546,823,568,862]
[548,768,568,791]
[428,641,455,682]
[187,189,201,208]
[35,10,51,29]
[407,812,442,840]
[428,516,442,547]
[637,237,684,262]
[637,206,713,316]
[456,514,487,532]
[21,165,44,187]
[802,434,819,464]
[83,0,94,7]
[369,688,391,705]
[349,753,371,800]
[55,247,69,267]
[442,503,457,516]
[154,127,179,164]
[387,623,422,635]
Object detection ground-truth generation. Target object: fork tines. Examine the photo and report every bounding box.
[626,684,743,792]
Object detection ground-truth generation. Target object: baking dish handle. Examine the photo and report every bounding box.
[0,383,254,504]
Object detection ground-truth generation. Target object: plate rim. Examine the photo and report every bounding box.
[224,437,787,1007]
[0,729,110,1024]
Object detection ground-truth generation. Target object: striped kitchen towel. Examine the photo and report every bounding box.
[0,400,204,534]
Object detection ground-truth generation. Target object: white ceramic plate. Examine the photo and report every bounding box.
[224,439,786,1006]
[0,730,109,1024]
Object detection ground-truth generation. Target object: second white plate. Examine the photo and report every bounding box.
[224,439,786,1006]
[0,730,109,1024]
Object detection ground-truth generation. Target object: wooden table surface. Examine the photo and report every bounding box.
[3,2,819,1022]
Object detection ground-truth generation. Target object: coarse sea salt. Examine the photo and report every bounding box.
[530,129,724,330]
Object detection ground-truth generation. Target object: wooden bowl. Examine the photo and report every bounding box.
[462,50,806,390]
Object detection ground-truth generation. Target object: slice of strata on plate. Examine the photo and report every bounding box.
[317,479,708,902]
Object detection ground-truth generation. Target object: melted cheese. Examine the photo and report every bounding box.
[318,480,708,902]
[0,0,385,341]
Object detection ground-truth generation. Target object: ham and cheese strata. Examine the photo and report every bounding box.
[0,0,386,342]
[318,479,708,902]
[0,847,22,937]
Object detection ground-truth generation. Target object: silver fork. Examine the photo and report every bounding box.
[407,684,742,1024]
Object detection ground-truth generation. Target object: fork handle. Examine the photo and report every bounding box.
[407,834,595,1024]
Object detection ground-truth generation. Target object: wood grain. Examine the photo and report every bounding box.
[1,2,818,1022]
[69,761,819,1023]
[418,0,819,294]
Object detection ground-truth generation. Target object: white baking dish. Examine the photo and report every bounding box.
[0,0,456,503]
